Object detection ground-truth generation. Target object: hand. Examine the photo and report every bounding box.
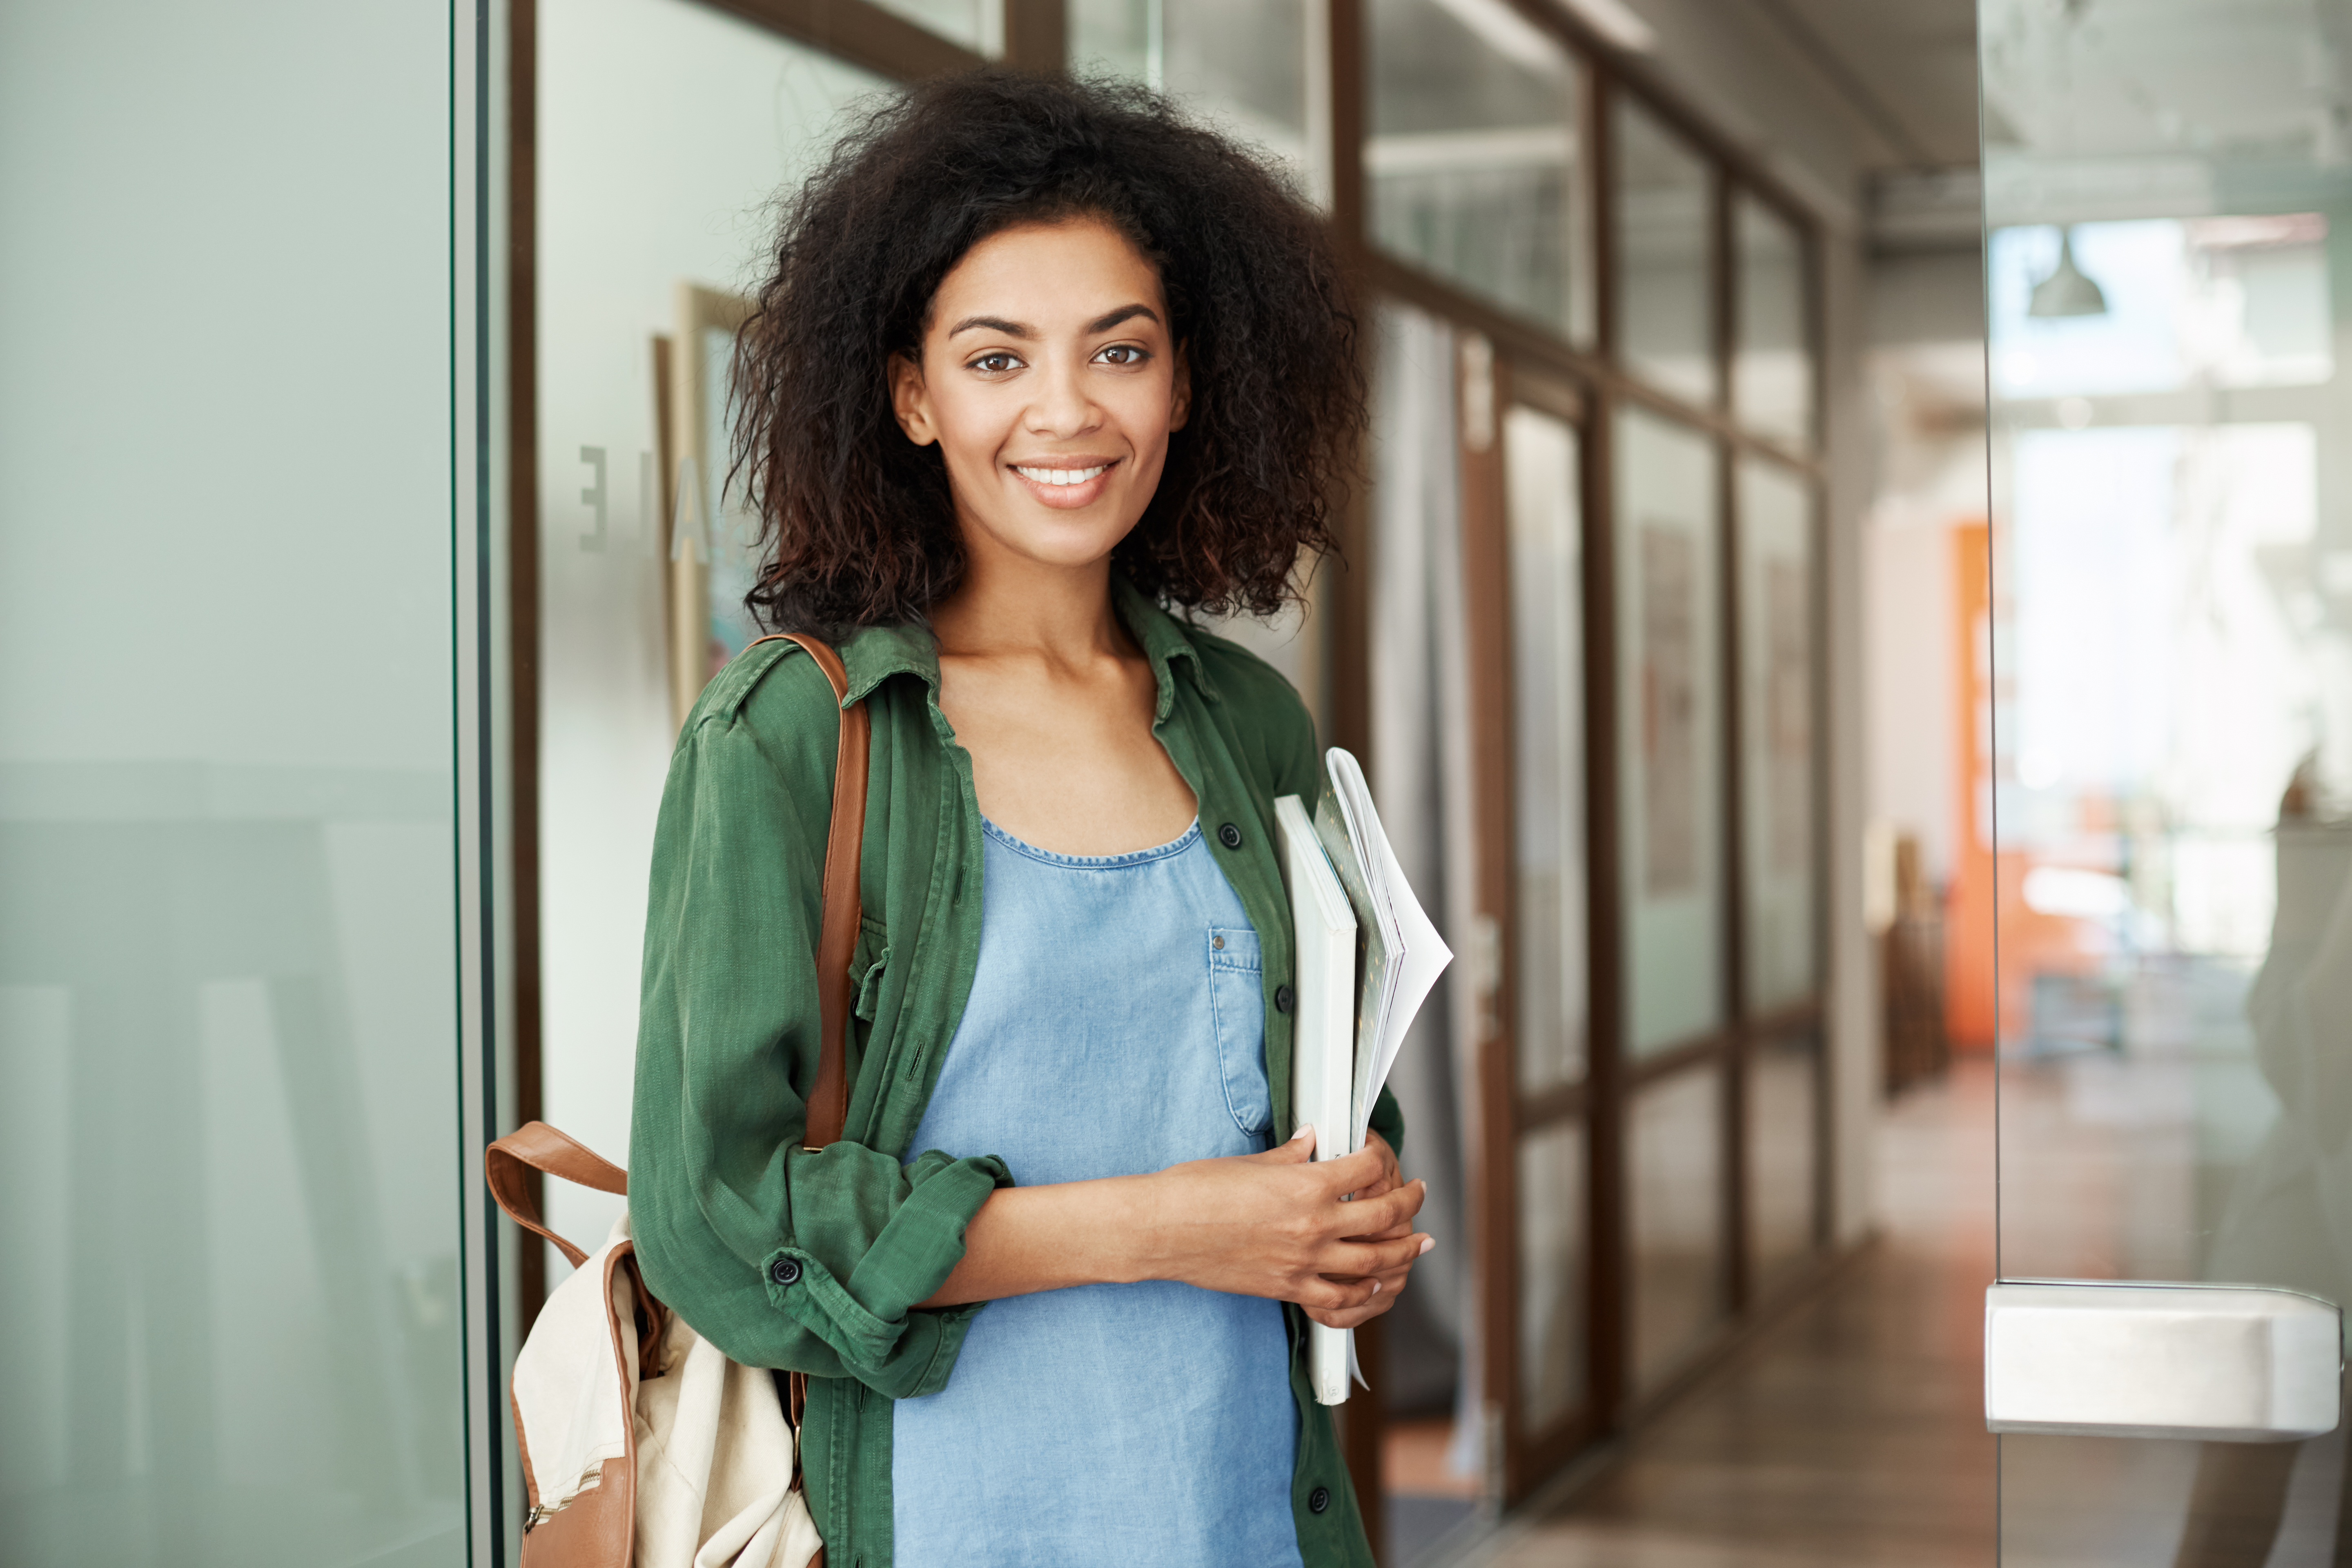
[1301,1131,1424,1330]
[1134,1126,1430,1323]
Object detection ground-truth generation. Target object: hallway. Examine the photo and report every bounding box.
[1453,1064,1997,1567]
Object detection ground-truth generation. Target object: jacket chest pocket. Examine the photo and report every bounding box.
[1206,927,1270,1139]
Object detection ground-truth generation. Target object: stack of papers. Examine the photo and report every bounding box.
[1274,748,1453,1404]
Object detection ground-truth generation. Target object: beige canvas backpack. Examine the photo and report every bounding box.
[486,633,867,1567]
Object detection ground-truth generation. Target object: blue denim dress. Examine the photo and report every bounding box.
[890,819,1305,1568]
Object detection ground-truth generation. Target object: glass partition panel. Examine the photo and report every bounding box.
[1612,96,1716,406]
[1981,0,2352,1554]
[1747,1031,1820,1296]
[1628,1065,1726,1394]
[0,6,466,1562]
[1616,408,1725,1056]
[1734,193,1811,444]
[1071,0,1320,193]
[1506,403,1588,1093]
[1737,457,1818,1014]
[538,0,888,1252]
[1367,0,1590,339]
[1517,1118,1588,1430]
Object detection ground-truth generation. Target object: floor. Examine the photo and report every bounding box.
[1413,1047,2352,1567]
[1437,1059,2001,1567]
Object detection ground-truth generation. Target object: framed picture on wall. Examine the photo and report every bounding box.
[654,283,760,730]
[1639,518,1699,897]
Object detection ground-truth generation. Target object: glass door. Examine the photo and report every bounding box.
[1501,372,1597,1477]
[1979,0,2352,1557]
[1456,351,1601,1497]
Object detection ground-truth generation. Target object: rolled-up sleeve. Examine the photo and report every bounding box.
[627,653,1010,1399]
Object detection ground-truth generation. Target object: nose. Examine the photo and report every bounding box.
[1025,354,1102,441]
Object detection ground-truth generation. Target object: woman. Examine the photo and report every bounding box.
[630,69,1428,1568]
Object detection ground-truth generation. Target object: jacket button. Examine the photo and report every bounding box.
[1308,1485,1332,1514]
[1217,822,1243,850]
[769,1256,802,1287]
[1275,984,1295,1013]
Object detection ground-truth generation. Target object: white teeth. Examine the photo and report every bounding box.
[1016,464,1107,487]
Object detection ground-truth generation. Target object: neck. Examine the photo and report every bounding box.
[931,544,1127,665]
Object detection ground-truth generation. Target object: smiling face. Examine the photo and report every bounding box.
[891,216,1188,580]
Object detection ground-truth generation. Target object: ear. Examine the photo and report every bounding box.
[890,351,937,446]
[1168,341,1192,434]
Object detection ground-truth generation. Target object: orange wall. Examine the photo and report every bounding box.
[1945,519,2097,1053]
[1947,521,1997,1052]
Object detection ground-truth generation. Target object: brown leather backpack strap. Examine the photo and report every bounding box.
[487,1120,629,1269]
[745,632,868,1151]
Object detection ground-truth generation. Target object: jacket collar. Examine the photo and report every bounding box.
[835,576,1215,721]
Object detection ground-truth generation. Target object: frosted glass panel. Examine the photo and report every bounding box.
[1628,1067,1726,1394]
[1517,1119,1587,1430]
[537,0,887,1254]
[1613,97,1715,406]
[1735,194,1811,444]
[1738,459,1818,1014]
[1615,408,1725,1055]
[1071,0,1320,192]
[1506,405,1589,1092]
[0,5,465,1563]
[1367,0,1589,337]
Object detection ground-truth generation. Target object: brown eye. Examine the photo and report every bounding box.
[1096,344,1147,366]
[971,352,1021,374]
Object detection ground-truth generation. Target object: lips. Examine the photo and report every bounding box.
[1008,457,1118,509]
[1012,463,1110,486]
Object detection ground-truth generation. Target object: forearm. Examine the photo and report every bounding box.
[917,1174,1155,1306]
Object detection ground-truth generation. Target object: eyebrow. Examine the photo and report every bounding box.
[944,303,1161,338]
[947,314,1034,339]
[1085,303,1160,333]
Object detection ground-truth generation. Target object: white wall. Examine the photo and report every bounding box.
[1865,253,1991,891]
[534,0,886,1254]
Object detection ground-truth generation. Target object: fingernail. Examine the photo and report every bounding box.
[1292,1125,1313,1142]
[1371,1279,1382,1295]
[1418,1235,1435,1255]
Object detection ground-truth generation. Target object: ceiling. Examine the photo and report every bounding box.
[1757,0,1986,172]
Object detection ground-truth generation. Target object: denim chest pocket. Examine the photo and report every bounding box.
[1205,927,1271,1139]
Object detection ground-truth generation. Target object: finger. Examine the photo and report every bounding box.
[1315,1142,1389,1192]
[1345,1166,1400,1203]
[1303,1283,1402,1330]
[1323,1232,1433,1278]
[1305,1294,1398,1330]
[1256,1125,1316,1165]
[1298,1274,1382,1313]
[1334,1178,1425,1236]
[1339,1203,1417,1243]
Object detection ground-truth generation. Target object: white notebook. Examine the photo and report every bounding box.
[1275,794,1359,1405]
[1275,748,1454,1405]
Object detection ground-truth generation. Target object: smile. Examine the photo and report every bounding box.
[1012,463,1111,487]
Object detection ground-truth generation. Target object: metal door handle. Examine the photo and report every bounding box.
[1985,1280,2342,1442]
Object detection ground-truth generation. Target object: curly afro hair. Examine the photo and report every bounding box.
[731,68,1365,635]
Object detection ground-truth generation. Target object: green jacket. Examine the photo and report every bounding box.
[629,579,1404,1568]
